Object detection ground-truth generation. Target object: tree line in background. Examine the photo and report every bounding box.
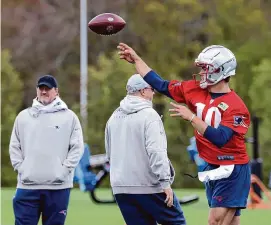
[2,0,271,188]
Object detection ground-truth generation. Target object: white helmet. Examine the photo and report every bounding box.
[194,45,237,89]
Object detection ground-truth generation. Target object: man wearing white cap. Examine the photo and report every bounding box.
[105,74,186,225]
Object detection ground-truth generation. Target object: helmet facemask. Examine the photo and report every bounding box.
[193,62,223,89]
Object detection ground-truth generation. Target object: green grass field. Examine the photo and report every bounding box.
[1,188,270,225]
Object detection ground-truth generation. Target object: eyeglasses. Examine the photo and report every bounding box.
[144,87,155,92]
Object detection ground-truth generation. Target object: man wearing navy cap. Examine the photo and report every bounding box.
[9,75,84,225]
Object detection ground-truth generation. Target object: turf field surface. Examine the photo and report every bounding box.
[1,188,270,225]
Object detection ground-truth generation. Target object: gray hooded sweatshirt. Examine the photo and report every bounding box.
[9,97,84,190]
[105,95,175,194]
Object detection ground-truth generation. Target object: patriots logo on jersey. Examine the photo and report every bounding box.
[233,116,248,128]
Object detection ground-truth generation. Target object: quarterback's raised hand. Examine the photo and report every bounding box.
[117,43,152,77]
[117,43,140,64]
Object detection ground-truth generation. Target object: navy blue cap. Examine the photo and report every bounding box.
[37,75,58,89]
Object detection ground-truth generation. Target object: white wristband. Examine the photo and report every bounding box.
[189,114,195,123]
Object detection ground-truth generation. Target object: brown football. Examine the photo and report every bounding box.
[88,13,126,35]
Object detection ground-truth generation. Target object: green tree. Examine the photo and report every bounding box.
[249,59,271,183]
[204,0,271,109]
[86,52,135,152]
[1,49,23,186]
[127,0,271,186]
[1,0,271,187]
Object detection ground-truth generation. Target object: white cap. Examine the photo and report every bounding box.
[126,74,150,94]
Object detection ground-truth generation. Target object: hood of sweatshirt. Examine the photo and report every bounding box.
[120,95,152,114]
[28,96,68,118]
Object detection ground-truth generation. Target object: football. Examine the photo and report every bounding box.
[88,13,126,35]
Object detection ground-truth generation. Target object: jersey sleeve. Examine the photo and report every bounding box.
[168,80,197,104]
[220,108,251,135]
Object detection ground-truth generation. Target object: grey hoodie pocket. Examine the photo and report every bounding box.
[19,155,70,185]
